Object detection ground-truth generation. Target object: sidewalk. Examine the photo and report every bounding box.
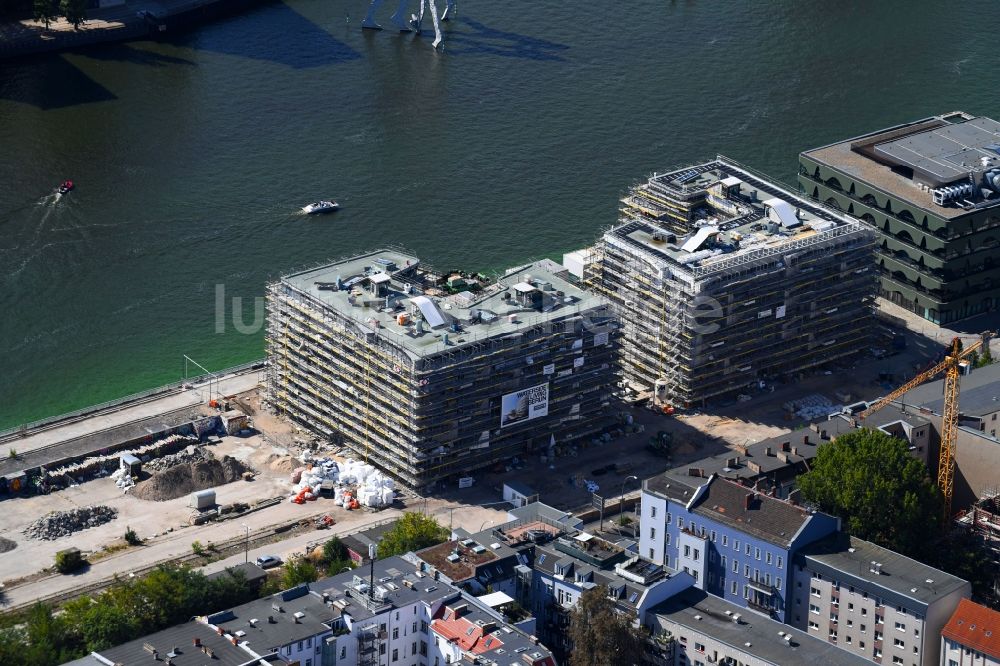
[0,3,148,58]
[3,369,262,458]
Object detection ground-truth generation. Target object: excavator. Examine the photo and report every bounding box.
[855,331,994,519]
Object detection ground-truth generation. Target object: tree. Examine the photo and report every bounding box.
[377,513,449,557]
[63,597,138,652]
[32,0,56,29]
[281,556,319,589]
[567,588,645,666]
[321,536,355,574]
[798,428,942,558]
[58,0,84,29]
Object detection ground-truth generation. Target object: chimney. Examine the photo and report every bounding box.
[192,638,201,647]
[744,493,754,511]
[268,616,275,624]
[788,489,801,506]
[688,467,703,477]
[791,446,799,456]
[781,441,791,452]
[765,447,773,457]
[231,636,238,645]
[820,429,828,440]
[217,627,224,636]
[803,434,811,445]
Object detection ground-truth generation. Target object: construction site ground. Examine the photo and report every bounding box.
[0,312,957,612]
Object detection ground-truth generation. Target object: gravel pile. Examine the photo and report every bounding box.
[23,506,118,540]
[0,537,16,553]
[144,445,211,473]
[132,455,252,502]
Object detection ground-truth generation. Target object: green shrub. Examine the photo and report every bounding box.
[55,548,85,574]
[124,526,141,546]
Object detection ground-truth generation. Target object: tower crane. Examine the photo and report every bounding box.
[855,331,994,519]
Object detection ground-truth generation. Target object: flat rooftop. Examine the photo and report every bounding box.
[803,111,1000,218]
[280,250,605,361]
[613,158,865,277]
[652,588,873,666]
[798,533,968,610]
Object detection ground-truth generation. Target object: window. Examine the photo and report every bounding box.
[305,660,311,666]
[846,636,853,645]
[649,548,655,559]
[830,629,838,638]
[711,531,717,542]
[811,586,822,597]
[892,657,903,665]
[667,512,672,524]
[810,604,821,614]
[893,638,904,648]
[666,534,671,545]
[734,539,740,551]
[744,565,750,577]
[650,527,656,540]
[393,628,399,640]
[733,559,739,573]
[722,555,727,567]
[677,517,683,528]
[861,624,866,633]
[412,642,417,656]
[755,547,761,560]
[776,578,782,591]
[420,641,427,656]
[695,642,705,653]
[412,621,417,633]
[306,638,312,648]
[861,608,867,616]
[847,619,853,627]
[651,505,657,518]
[421,621,428,633]
[777,556,783,569]
[731,581,738,595]
[875,631,883,641]
[745,543,751,556]
[392,648,398,662]
[722,535,728,547]
[693,549,700,561]
[766,552,772,565]
[340,647,346,659]
[875,648,882,658]
[298,641,304,651]
[808,621,819,631]
[684,545,690,557]
[895,621,905,632]
[948,661,958,666]
[859,641,866,650]
[848,603,854,611]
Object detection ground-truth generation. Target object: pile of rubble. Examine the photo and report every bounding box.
[144,445,211,473]
[23,505,118,540]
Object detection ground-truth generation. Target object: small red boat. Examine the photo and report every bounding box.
[56,180,74,195]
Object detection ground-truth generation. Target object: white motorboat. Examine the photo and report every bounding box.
[302,200,340,215]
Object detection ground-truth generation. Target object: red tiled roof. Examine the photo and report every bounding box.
[942,599,1000,659]
[430,613,503,655]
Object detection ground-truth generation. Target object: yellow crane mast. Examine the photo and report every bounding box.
[857,332,993,519]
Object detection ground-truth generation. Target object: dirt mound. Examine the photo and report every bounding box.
[0,537,16,553]
[132,455,252,501]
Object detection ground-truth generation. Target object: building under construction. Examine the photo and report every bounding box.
[265,250,617,488]
[585,157,877,407]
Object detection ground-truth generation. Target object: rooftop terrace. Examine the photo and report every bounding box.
[279,250,605,361]
[614,158,863,278]
[803,111,1000,218]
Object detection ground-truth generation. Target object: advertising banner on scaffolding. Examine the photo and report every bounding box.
[500,382,549,428]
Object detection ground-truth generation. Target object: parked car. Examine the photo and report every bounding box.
[256,555,282,569]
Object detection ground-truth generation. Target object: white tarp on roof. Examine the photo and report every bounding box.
[763,198,801,228]
[720,176,742,188]
[410,295,448,328]
[477,591,515,608]
[573,532,595,542]
[369,272,391,284]
[680,226,719,253]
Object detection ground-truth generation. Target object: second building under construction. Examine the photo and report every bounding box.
[586,157,877,407]
[265,251,617,488]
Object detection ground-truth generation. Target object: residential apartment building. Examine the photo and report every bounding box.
[941,599,1000,666]
[639,473,840,622]
[266,250,618,488]
[799,112,1000,325]
[71,556,556,666]
[791,533,969,666]
[586,156,875,407]
[649,587,876,666]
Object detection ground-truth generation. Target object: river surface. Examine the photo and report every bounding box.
[1,0,998,428]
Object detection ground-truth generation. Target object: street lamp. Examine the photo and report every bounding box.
[241,523,250,563]
[619,475,639,532]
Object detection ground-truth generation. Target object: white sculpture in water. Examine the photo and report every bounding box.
[362,0,456,48]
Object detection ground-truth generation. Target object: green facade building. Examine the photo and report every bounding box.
[799,112,1000,325]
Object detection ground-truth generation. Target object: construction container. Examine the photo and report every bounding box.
[190,489,216,510]
[119,453,142,477]
[221,410,248,435]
